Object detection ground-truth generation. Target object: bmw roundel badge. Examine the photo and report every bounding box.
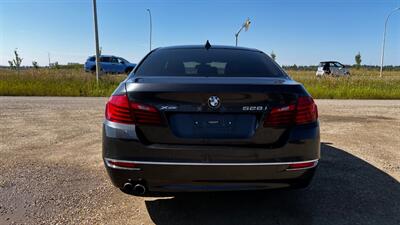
[208,96,221,109]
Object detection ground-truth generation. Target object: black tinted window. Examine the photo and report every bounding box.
[135,48,285,77]
[118,58,126,64]
[100,57,111,62]
[334,62,343,68]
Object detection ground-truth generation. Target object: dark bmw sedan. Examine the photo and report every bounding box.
[103,44,320,196]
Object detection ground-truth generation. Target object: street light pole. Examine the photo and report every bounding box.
[147,9,152,52]
[92,0,101,84]
[48,52,51,67]
[235,28,243,47]
[380,7,400,77]
[235,18,251,47]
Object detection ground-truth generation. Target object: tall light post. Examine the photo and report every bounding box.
[92,0,101,84]
[146,9,152,52]
[380,7,400,77]
[48,52,51,67]
[235,18,251,47]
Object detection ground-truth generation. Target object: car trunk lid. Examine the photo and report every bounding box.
[125,76,306,145]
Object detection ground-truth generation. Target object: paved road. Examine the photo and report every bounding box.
[0,97,399,225]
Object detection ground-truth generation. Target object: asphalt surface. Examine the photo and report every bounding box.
[0,97,399,225]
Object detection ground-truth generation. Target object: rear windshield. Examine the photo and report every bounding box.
[135,48,286,77]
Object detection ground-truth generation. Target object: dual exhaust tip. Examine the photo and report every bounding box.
[123,182,146,195]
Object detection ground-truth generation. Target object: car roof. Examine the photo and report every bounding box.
[88,55,117,58]
[320,61,340,63]
[157,45,263,53]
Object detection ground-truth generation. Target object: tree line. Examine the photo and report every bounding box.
[5,49,400,71]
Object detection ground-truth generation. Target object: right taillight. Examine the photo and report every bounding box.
[105,94,162,125]
[263,104,296,127]
[295,96,318,125]
[264,96,318,127]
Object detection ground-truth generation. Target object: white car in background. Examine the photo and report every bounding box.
[316,61,350,77]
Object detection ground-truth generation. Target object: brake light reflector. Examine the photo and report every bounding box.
[287,160,318,170]
[264,96,318,127]
[105,94,162,125]
[106,159,136,168]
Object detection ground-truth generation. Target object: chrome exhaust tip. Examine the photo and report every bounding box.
[123,182,133,192]
[133,184,146,195]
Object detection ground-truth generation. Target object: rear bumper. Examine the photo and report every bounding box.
[104,158,318,192]
[102,120,320,193]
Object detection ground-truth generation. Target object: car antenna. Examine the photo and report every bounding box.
[205,40,211,50]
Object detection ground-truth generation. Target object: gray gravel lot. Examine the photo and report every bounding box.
[0,97,399,225]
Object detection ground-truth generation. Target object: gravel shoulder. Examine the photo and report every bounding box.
[0,97,399,225]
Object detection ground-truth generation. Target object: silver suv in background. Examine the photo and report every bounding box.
[316,61,350,77]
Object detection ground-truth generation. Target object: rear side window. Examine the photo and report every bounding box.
[118,58,127,64]
[334,62,343,68]
[135,48,286,77]
[111,57,119,63]
[100,57,111,62]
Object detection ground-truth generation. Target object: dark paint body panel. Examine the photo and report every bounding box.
[106,163,317,193]
[103,79,320,193]
[103,123,320,163]
[103,46,320,194]
[103,122,320,192]
[124,79,307,145]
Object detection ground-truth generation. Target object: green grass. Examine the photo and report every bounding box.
[0,68,124,97]
[0,68,400,99]
[289,70,400,99]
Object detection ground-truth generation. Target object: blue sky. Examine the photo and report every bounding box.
[0,0,399,66]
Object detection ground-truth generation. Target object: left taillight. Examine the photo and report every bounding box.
[106,94,134,124]
[105,94,162,125]
[130,102,162,125]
